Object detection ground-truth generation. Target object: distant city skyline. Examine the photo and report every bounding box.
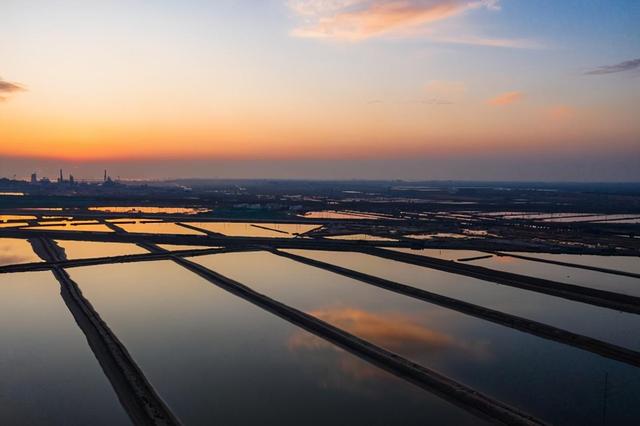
[2,0,639,180]
[2,152,639,182]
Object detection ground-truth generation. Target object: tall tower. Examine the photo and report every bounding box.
[30,173,37,184]
[104,169,107,182]
[58,169,63,183]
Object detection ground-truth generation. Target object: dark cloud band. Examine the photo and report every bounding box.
[0,80,25,93]
[0,78,25,102]
[585,58,640,75]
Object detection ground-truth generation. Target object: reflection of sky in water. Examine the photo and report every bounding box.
[105,218,163,223]
[0,215,37,222]
[326,234,397,241]
[390,248,485,261]
[542,214,640,223]
[304,307,481,357]
[0,272,129,425]
[156,244,220,251]
[70,260,481,425]
[89,206,209,214]
[192,222,320,238]
[469,254,640,298]
[608,218,640,224]
[117,222,204,235]
[27,223,114,232]
[38,220,100,226]
[288,307,489,383]
[0,238,41,265]
[196,251,640,425]
[405,233,468,240]
[0,222,30,228]
[55,240,148,259]
[285,250,640,352]
[505,252,640,275]
[302,211,383,219]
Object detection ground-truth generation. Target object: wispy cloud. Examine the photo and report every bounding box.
[289,0,368,16]
[0,77,26,102]
[584,58,640,75]
[486,91,524,106]
[288,0,502,42]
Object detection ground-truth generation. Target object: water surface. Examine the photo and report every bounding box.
[192,222,319,237]
[195,251,640,425]
[55,241,148,259]
[405,233,468,240]
[117,222,204,235]
[284,250,640,351]
[70,261,481,425]
[0,272,130,425]
[390,248,486,261]
[89,207,209,215]
[301,211,382,219]
[505,252,640,275]
[326,234,397,241]
[0,238,41,265]
[28,223,114,233]
[0,215,37,222]
[467,254,640,298]
[156,244,220,251]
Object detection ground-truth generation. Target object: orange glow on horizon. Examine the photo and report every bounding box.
[4,96,634,162]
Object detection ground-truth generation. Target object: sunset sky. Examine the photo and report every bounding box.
[1,0,639,180]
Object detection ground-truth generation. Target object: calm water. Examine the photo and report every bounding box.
[37,220,99,226]
[117,222,205,235]
[392,248,640,276]
[467,254,640,298]
[89,206,210,215]
[29,223,114,232]
[505,252,640,275]
[195,251,640,425]
[543,214,639,223]
[0,238,41,265]
[608,218,640,224]
[105,218,163,223]
[405,233,468,240]
[301,211,383,219]
[390,248,486,261]
[0,215,37,222]
[0,272,130,425]
[191,222,320,238]
[156,244,221,251]
[55,240,148,259]
[70,260,482,425]
[326,234,398,241]
[0,222,30,228]
[284,250,640,351]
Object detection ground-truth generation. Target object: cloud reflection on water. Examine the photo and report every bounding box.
[288,307,490,384]
[0,238,41,266]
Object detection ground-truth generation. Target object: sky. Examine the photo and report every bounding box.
[1,0,639,181]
